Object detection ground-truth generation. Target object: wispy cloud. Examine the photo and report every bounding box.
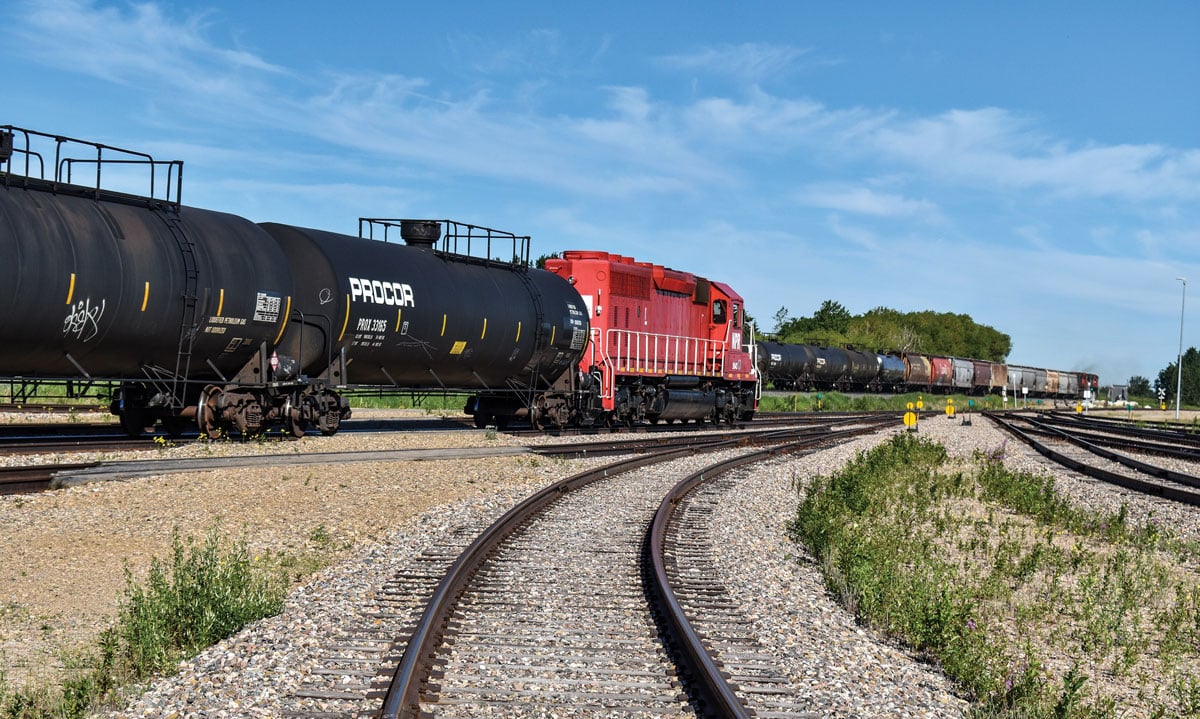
[795,183,942,222]
[16,0,285,86]
[658,42,820,83]
[864,108,1200,202]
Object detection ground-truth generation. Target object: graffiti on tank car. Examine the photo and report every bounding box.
[63,297,106,342]
[349,277,415,307]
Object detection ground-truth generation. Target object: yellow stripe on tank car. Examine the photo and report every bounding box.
[140,282,150,312]
[274,296,292,344]
[441,314,447,336]
[337,294,350,342]
[65,273,76,305]
[515,321,521,344]
[216,288,225,317]
[550,326,556,345]
[395,308,402,332]
[481,317,487,340]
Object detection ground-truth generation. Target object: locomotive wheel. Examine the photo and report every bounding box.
[197,386,224,440]
[473,413,493,429]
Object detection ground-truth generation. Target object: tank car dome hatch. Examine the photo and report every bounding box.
[399,220,441,247]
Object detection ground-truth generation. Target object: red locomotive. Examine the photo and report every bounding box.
[544,251,758,426]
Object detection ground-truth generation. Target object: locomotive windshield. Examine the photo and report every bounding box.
[713,299,727,324]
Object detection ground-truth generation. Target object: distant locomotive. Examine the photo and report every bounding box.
[0,125,757,436]
[756,340,1099,400]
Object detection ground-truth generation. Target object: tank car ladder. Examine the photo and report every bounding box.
[160,211,202,411]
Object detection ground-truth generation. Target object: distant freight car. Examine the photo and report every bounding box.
[757,342,1094,400]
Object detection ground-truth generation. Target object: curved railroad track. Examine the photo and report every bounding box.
[277,416,890,718]
[985,411,1200,505]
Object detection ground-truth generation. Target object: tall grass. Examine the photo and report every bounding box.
[789,433,1200,717]
[0,525,288,718]
[346,391,470,411]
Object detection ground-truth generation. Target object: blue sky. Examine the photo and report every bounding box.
[5,1,1198,388]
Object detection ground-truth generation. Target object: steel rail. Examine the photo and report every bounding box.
[0,463,99,495]
[1014,421,1200,463]
[375,419,890,718]
[646,420,891,718]
[375,443,719,718]
[1038,411,1200,448]
[985,412,1200,505]
[530,421,851,459]
[1009,414,1200,490]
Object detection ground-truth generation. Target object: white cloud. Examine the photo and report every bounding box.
[16,0,284,86]
[658,42,818,83]
[795,184,942,222]
[865,108,1200,203]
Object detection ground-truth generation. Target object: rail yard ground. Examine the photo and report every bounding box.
[0,411,566,688]
[3,409,1200,716]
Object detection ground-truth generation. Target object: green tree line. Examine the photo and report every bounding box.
[771,300,1013,362]
[1127,347,1200,406]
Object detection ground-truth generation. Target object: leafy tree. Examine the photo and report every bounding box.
[772,306,790,334]
[777,299,1011,360]
[1157,347,1200,406]
[1127,375,1152,397]
[812,300,852,334]
[534,252,561,269]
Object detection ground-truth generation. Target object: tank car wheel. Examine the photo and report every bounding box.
[118,407,154,438]
[285,409,306,439]
[164,418,191,438]
[197,386,224,440]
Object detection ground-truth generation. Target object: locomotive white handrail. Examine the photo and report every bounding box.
[589,328,616,400]
[605,328,723,377]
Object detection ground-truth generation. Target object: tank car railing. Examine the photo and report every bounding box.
[605,329,723,378]
[1,125,183,210]
[358,217,531,267]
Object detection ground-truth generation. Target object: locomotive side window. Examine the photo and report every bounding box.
[732,303,740,327]
[713,299,727,325]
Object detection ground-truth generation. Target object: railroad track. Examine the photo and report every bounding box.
[985,411,1200,505]
[1035,410,1200,451]
[279,416,891,718]
[0,425,795,495]
[0,462,98,494]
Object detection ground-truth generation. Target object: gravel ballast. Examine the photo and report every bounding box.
[3,409,1197,717]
